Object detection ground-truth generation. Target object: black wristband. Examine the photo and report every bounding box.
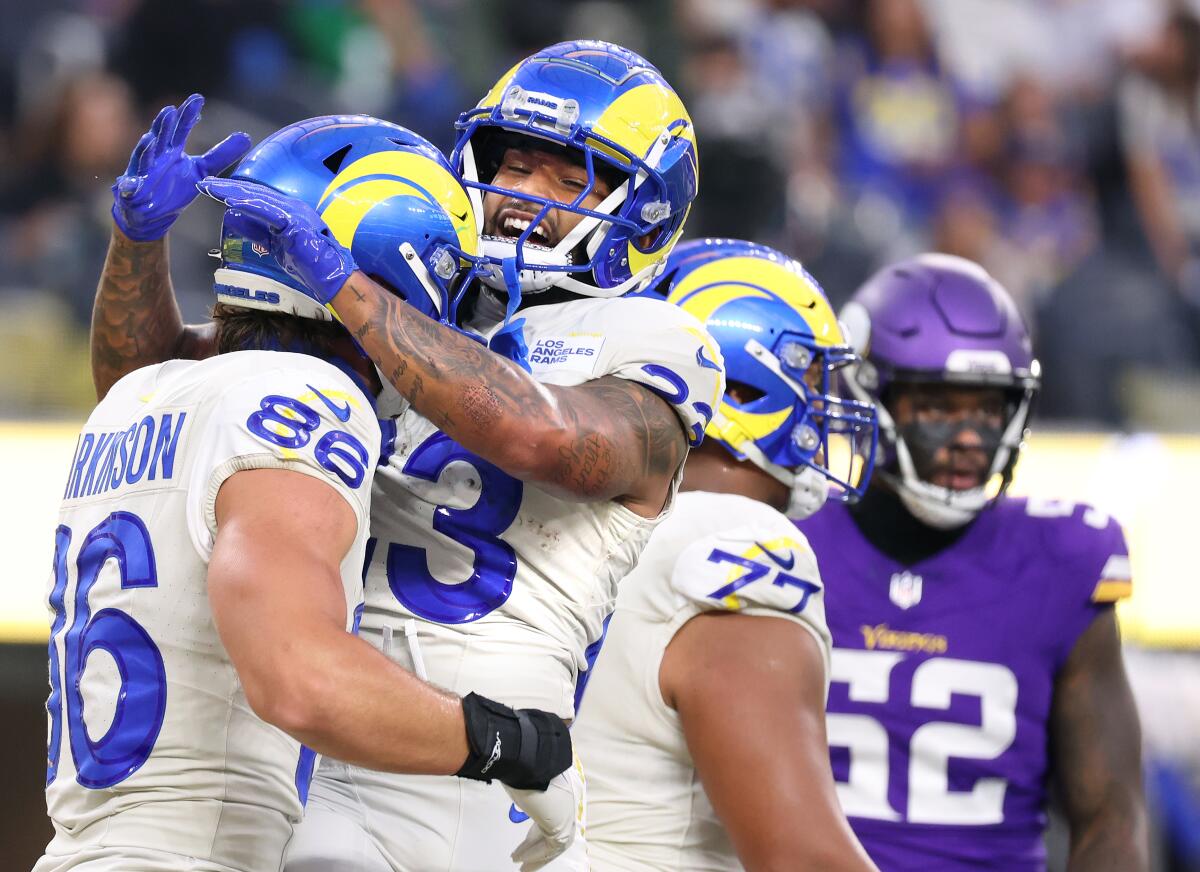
[456,692,572,791]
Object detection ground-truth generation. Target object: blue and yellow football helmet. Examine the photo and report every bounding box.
[451,40,699,300]
[214,115,479,324]
[652,239,879,514]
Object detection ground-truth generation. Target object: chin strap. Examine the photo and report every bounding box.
[490,318,530,372]
[501,258,523,319]
[882,470,984,529]
[787,466,831,520]
[485,259,532,372]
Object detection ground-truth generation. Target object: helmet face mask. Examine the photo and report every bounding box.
[468,129,630,294]
[728,333,879,507]
[840,253,1041,528]
[451,40,699,302]
[657,238,879,516]
[214,115,483,328]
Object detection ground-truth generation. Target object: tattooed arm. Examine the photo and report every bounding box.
[334,273,686,516]
[91,228,216,400]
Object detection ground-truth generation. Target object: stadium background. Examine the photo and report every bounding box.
[1,0,1198,868]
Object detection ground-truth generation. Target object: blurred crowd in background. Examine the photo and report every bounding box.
[3,2,1200,869]
[1,0,1200,428]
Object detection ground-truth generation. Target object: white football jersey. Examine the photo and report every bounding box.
[39,351,379,872]
[360,290,725,719]
[571,490,832,872]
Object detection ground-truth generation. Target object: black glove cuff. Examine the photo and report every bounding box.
[456,692,572,791]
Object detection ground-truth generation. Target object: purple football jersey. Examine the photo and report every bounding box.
[796,496,1131,871]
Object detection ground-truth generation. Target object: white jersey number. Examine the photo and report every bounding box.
[827,650,1018,826]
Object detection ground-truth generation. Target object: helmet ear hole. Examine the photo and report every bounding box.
[726,380,766,404]
[637,226,664,251]
[322,144,353,174]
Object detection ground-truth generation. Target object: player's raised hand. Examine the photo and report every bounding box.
[505,756,586,871]
[112,94,250,242]
[198,176,357,305]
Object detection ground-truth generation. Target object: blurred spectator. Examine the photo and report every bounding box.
[0,0,1194,428]
[112,0,285,110]
[1002,132,1098,308]
[0,71,137,323]
[923,0,1169,102]
[358,0,467,152]
[674,0,836,242]
[679,29,787,241]
[1119,8,1200,303]
[998,79,1100,316]
[830,0,965,243]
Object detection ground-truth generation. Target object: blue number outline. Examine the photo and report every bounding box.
[706,549,769,600]
[49,512,167,789]
[706,548,821,614]
[247,395,370,489]
[247,395,321,449]
[45,526,71,785]
[314,430,370,489]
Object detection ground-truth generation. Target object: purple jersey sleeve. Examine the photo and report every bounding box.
[1017,498,1132,668]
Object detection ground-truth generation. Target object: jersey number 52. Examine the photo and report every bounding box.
[828,650,1018,826]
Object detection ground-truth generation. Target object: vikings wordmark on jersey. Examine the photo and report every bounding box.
[796,497,1132,871]
[38,352,379,872]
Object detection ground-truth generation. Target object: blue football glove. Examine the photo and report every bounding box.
[113,94,251,242]
[198,177,358,305]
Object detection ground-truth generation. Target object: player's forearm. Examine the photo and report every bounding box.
[724,782,879,872]
[91,227,211,399]
[1053,612,1149,872]
[742,842,877,872]
[332,272,628,498]
[266,625,469,776]
[1066,804,1149,872]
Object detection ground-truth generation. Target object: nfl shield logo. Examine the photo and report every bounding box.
[889,571,923,609]
[251,242,269,258]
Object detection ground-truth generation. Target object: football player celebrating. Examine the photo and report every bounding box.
[797,254,1148,871]
[563,239,880,872]
[37,114,573,872]
[91,42,720,870]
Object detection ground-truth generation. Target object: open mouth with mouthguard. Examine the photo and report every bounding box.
[487,206,557,249]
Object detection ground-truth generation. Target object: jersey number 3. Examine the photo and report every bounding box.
[386,432,523,623]
[46,513,165,789]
